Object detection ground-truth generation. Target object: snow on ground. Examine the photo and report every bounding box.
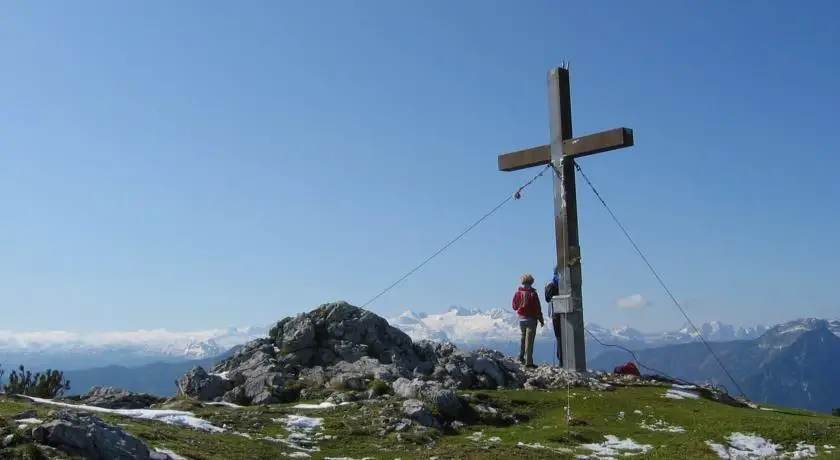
[706,433,821,458]
[206,401,243,409]
[263,414,333,457]
[154,448,189,460]
[466,431,501,443]
[20,395,224,432]
[579,435,653,458]
[16,417,44,430]
[661,383,703,400]
[293,401,351,410]
[515,441,573,454]
[664,387,701,400]
[276,415,324,432]
[640,418,686,433]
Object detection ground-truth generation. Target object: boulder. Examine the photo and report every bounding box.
[81,387,165,410]
[31,409,173,459]
[426,388,463,420]
[177,366,233,401]
[402,399,438,429]
[391,378,463,420]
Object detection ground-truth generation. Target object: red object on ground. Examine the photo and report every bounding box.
[613,361,641,377]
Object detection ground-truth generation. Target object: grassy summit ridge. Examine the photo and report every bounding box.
[1,383,838,459]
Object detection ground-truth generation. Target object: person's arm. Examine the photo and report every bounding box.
[534,292,545,324]
[512,291,521,312]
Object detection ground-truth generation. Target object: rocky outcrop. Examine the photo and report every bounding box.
[177,301,639,407]
[80,386,165,410]
[30,409,173,459]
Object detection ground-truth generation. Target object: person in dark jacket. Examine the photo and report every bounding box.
[544,265,563,366]
[512,273,544,368]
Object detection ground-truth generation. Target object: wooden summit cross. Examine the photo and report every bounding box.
[497,64,635,371]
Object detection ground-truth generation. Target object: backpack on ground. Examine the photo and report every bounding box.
[613,361,641,377]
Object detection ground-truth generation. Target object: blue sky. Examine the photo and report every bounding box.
[1,1,838,333]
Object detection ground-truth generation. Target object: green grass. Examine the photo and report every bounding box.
[2,387,840,459]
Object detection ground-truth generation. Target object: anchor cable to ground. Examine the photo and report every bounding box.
[360,164,551,309]
[570,161,749,401]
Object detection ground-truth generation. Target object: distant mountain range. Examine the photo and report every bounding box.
[387,306,769,361]
[4,307,840,414]
[0,326,267,370]
[590,318,840,413]
[60,346,242,397]
[0,307,769,373]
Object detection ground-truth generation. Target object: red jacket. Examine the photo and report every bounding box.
[512,286,544,322]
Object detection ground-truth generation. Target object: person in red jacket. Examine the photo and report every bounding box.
[512,273,544,368]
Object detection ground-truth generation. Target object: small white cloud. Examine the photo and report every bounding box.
[616,294,649,309]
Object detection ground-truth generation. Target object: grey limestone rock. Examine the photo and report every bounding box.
[80,386,165,410]
[402,399,438,429]
[176,300,658,408]
[31,409,173,460]
[177,366,233,401]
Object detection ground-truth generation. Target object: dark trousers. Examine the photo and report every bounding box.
[552,314,564,367]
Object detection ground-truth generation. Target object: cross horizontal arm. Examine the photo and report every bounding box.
[497,127,634,172]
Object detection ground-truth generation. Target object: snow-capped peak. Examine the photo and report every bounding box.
[386,307,784,348]
[447,306,481,316]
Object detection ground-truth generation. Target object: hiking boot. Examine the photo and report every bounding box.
[518,357,525,365]
[525,364,537,369]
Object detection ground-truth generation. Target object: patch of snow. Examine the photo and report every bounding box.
[293,401,351,410]
[155,448,189,460]
[516,441,573,454]
[665,388,701,400]
[790,442,817,458]
[258,413,335,456]
[705,433,819,458]
[17,417,43,428]
[286,453,310,458]
[672,384,697,390]
[276,415,324,432]
[474,405,498,414]
[20,395,224,432]
[640,418,686,433]
[633,409,643,415]
[16,417,43,424]
[210,371,231,380]
[579,435,653,458]
[465,430,500,444]
[206,401,243,409]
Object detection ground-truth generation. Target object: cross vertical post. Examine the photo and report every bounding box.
[496,64,635,372]
[548,66,586,372]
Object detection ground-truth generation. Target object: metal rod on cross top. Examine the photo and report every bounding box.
[496,65,635,371]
